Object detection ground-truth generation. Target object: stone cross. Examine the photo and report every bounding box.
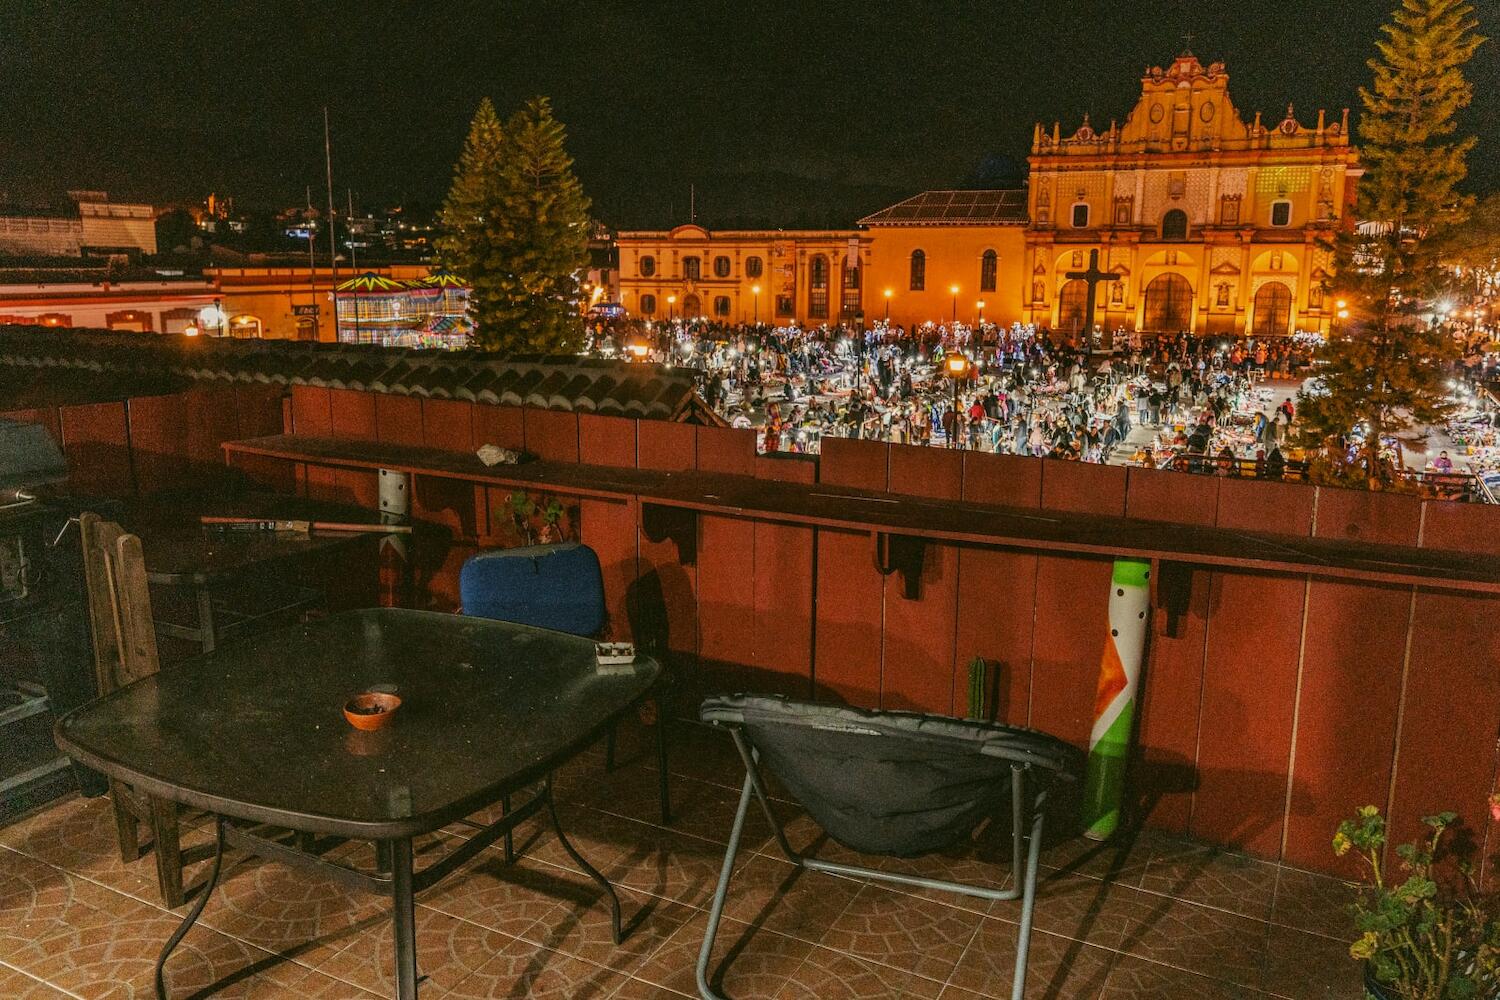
[1065,248,1121,356]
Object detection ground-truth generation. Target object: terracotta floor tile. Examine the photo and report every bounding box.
[948,921,1118,1000]
[0,964,75,999]
[819,883,985,984]
[1097,955,1280,999]
[1137,845,1280,922]
[1111,892,1270,988]
[720,854,864,943]
[311,905,514,998]
[523,884,694,974]
[775,944,944,1000]
[419,853,589,941]
[442,937,627,1000]
[1270,867,1357,939]
[602,821,742,910]
[607,974,695,998]
[1022,872,1153,950]
[634,911,815,999]
[1259,923,1365,999]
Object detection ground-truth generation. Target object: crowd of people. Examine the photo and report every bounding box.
[587,318,1321,475]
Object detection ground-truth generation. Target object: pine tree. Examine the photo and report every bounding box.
[1298,0,1484,488]
[437,97,591,354]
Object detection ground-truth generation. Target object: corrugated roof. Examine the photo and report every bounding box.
[0,325,723,425]
[858,189,1029,227]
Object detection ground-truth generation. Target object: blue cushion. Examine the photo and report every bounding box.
[459,542,606,637]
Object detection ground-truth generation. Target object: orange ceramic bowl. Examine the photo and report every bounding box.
[343,692,401,731]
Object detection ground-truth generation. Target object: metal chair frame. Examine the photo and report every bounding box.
[696,727,1050,1000]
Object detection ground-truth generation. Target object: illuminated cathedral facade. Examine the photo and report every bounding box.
[616,52,1361,338]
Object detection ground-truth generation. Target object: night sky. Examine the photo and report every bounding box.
[3,1,1496,228]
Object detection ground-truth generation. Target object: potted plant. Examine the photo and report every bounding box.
[1333,803,1500,999]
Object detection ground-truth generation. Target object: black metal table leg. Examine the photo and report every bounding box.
[390,837,418,1000]
[154,816,226,1000]
[543,776,624,944]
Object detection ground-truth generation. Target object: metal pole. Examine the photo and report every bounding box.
[390,838,417,1000]
[306,186,319,341]
[324,108,340,339]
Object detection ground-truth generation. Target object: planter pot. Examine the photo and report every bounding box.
[1362,965,1396,1000]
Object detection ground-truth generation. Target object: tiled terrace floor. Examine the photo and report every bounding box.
[1,720,1362,999]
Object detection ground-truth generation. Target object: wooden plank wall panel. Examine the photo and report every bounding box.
[1028,555,1114,746]
[126,393,189,493]
[1125,467,1219,525]
[1215,478,1315,535]
[329,389,377,440]
[812,438,888,708]
[1136,566,1210,833]
[960,452,1043,509]
[1040,459,1127,516]
[235,386,286,439]
[1313,486,1422,547]
[1283,581,1410,872]
[637,420,697,472]
[883,445,962,714]
[751,521,816,698]
[577,414,637,468]
[957,451,1042,724]
[183,387,241,473]
[421,399,474,453]
[1389,590,1500,885]
[756,454,817,484]
[374,394,424,447]
[695,425,757,478]
[289,385,333,437]
[472,404,525,451]
[58,401,131,496]
[522,408,579,462]
[578,498,638,641]
[1420,500,1500,557]
[812,528,883,707]
[1194,573,1304,856]
[696,514,758,699]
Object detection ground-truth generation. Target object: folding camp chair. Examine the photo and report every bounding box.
[460,542,673,856]
[696,694,1083,1000]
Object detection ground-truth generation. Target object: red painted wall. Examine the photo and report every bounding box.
[30,386,1499,881]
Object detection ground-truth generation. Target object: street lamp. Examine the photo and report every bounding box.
[977,300,986,325]
[883,288,893,322]
[667,294,677,322]
[751,284,761,325]
[950,284,959,324]
[942,350,972,449]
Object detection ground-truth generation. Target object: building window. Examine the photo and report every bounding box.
[1216,282,1232,307]
[1270,200,1293,227]
[1220,196,1241,226]
[842,263,861,315]
[980,250,998,292]
[809,254,830,319]
[639,293,656,315]
[1071,203,1090,228]
[909,249,926,290]
[713,295,731,317]
[683,256,701,280]
[776,295,794,317]
[1309,283,1325,309]
[1161,209,1189,241]
[713,255,730,278]
[640,255,656,277]
[745,255,763,278]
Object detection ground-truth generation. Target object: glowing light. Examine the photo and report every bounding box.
[949,284,960,295]
[883,289,893,299]
[183,324,199,337]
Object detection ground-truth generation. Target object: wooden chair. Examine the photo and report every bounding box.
[79,513,186,907]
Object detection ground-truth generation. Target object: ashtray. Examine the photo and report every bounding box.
[343,692,402,731]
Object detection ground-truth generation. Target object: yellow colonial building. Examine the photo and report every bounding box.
[613,225,872,326]
[617,52,1360,339]
[1022,51,1359,339]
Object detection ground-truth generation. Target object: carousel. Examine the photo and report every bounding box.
[333,270,474,348]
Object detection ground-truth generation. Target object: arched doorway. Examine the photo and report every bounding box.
[1252,282,1293,336]
[1141,274,1193,332]
[1160,209,1188,241]
[1058,279,1089,336]
[681,294,701,319]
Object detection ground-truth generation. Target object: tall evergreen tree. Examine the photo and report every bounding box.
[1298,0,1484,487]
[437,97,591,354]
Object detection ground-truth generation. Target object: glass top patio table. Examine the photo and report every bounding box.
[55,607,661,840]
